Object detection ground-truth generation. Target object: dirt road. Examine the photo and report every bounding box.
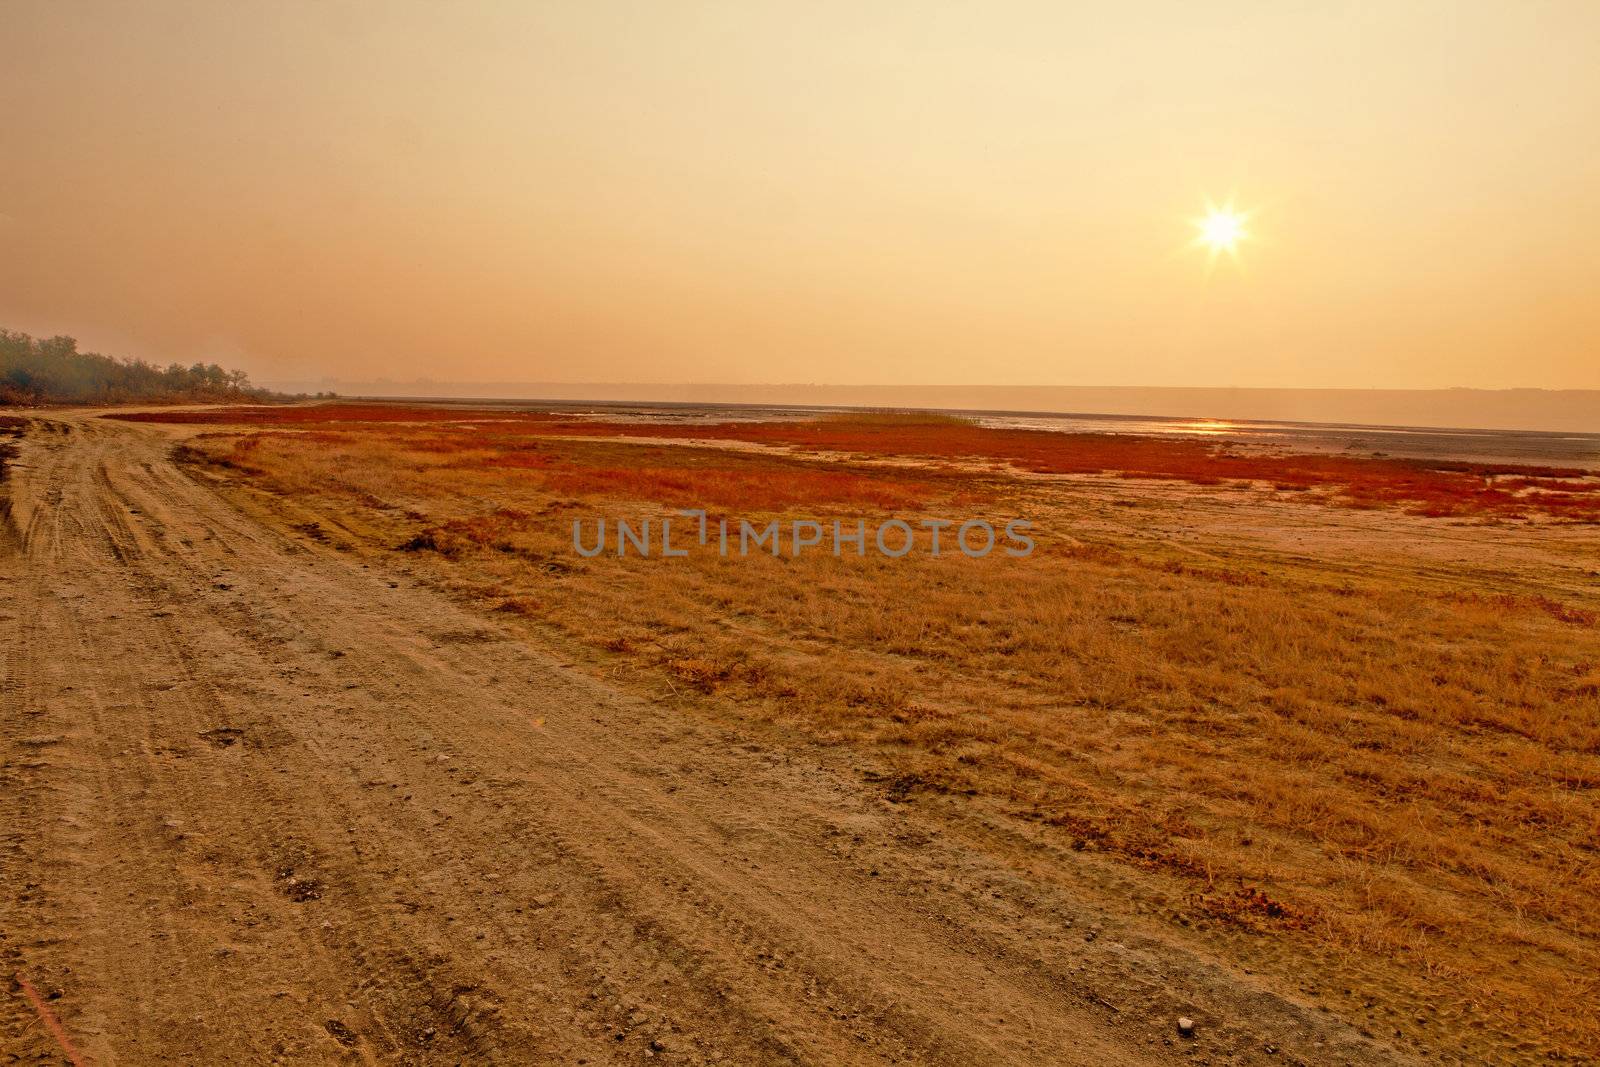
[1,415,1404,1064]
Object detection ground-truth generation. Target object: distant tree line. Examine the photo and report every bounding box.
[1,328,300,405]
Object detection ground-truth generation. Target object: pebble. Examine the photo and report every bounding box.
[1177,1016,1196,1037]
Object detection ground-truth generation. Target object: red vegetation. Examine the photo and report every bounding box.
[1195,885,1315,931]
[116,403,1600,521]
[569,421,1597,520]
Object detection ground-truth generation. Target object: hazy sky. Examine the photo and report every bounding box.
[3,1,1598,389]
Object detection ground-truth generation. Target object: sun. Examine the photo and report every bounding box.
[1199,208,1244,252]
[1191,199,1251,261]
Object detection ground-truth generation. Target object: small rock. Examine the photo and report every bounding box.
[1177,1016,1196,1037]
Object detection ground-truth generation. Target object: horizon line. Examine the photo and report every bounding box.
[260,380,1600,395]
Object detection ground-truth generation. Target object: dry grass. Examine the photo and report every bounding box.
[150,404,1600,1061]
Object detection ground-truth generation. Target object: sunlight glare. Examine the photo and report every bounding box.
[1196,204,1247,255]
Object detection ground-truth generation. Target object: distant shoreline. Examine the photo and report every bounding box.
[259,382,1600,435]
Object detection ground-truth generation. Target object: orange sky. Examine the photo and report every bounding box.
[3,2,1598,389]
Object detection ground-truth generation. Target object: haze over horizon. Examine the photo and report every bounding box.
[4,2,1599,401]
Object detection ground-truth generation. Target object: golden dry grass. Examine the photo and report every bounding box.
[168,411,1600,1061]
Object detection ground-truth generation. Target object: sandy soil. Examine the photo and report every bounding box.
[1,414,1413,1064]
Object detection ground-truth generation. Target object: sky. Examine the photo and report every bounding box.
[2,1,1599,391]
